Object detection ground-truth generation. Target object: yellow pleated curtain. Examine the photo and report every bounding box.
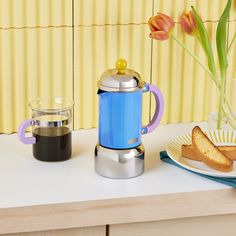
[0,0,235,134]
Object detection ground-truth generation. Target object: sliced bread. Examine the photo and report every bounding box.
[192,126,233,172]
[181,144,202,161]
[182,144,236,161]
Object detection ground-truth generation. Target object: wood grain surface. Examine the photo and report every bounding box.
[4,226,105,236]
[110,214,236,236]
[0,189,236,234]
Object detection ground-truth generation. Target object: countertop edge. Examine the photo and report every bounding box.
[1,188,236,234]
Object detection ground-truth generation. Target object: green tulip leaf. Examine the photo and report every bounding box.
[216,0,231,79]
[191,6,217,77]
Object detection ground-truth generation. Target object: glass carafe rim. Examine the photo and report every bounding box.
[29,97,74,112]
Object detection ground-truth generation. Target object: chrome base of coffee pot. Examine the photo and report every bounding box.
[95,144,145,179]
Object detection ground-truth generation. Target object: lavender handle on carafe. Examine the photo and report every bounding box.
[141,84,164,134]
[18,119,36,144]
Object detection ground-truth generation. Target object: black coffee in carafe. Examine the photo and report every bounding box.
[33,127,71,162]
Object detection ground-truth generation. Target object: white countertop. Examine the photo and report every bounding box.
[0,123,228,209]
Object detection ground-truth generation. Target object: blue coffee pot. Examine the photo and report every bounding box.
[95,59,164,178]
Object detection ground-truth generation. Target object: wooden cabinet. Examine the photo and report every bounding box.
[4,226,105,236]
[110,214,236,236]
[3,214,236,236]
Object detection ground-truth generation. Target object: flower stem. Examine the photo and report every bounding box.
[171,35,215,80]
[228,32,236,54]
[217,83,224,129]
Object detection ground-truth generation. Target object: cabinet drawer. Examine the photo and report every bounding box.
[3,226,105,236]
[110,214,236,236]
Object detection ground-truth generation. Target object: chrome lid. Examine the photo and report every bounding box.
[98,59,145,92]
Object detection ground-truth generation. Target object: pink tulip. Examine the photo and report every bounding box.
[180,11,198,36]
[148,13,175,41]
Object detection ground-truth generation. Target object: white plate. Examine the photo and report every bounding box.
[166,130,236,178]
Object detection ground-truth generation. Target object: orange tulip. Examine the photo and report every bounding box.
[180,11,198,36]
[148,13,175,41]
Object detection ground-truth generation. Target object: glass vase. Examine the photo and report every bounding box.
[208,77,236,130]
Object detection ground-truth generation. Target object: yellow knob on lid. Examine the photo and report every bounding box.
[115,58,127,74]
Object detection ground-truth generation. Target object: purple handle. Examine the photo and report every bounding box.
[18,119,36,144]
[142,84,164,134]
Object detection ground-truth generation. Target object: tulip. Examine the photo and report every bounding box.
[148,13,175,41]
[180,11,198,36]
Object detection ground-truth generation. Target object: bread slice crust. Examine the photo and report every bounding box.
[182,144,236,161]
[182,145,202,161]
[192,126,233,172]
